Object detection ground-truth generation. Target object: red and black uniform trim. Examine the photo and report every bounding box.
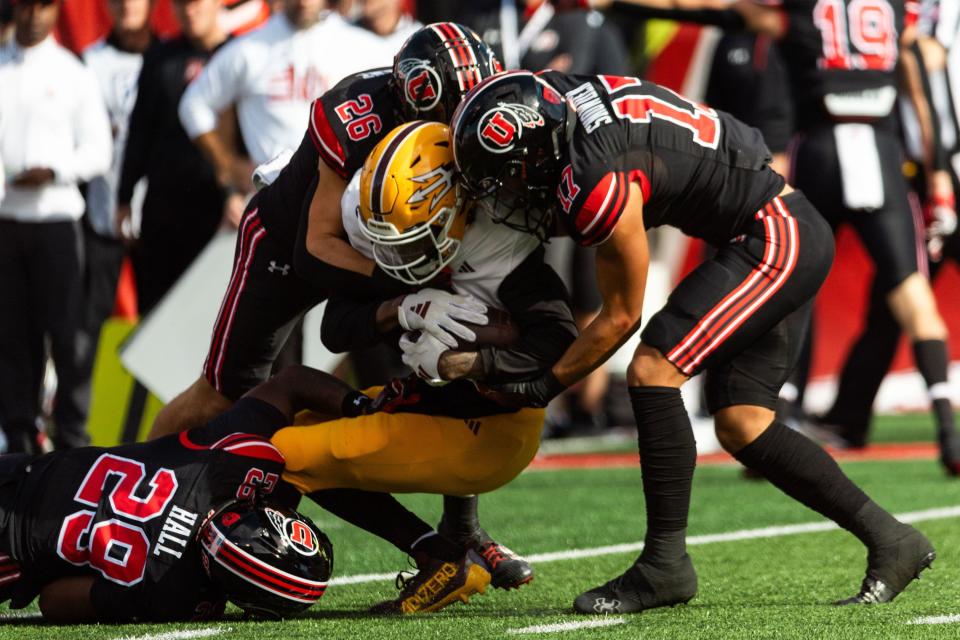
[309,99,348,178]
[665,196,800,375]
[203,207,268,394]
[203,524,327,603]
[179,430,285,464]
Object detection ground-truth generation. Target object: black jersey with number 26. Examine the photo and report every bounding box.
[9,398,295,622]
[255,68,403,248]
[538,72,784,247]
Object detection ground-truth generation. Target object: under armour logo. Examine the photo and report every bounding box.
[268,261,291,275]
[592,598,621,613]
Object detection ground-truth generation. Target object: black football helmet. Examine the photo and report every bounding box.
[451,71,572,241]
[391,22,501,123]
[199,499,333,619]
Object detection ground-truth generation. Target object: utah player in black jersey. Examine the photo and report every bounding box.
[452,71,935,613]
[0,365,360,622]
[147,24,531,591]
[618,0,960,471]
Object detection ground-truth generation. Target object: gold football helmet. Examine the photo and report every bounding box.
[358,121,466,285]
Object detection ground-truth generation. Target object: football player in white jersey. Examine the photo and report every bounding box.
[178,0,391,204]
[269,121,578,604]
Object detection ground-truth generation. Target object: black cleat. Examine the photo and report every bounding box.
[440,523,534,590]
[799,417,866,450]
[573,555,697,614]
[836,527,935,605]
[475,539,534,590]
[938,432,960,477]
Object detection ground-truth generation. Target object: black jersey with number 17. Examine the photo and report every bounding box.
[5,398,296,622]
[538,72,784,247]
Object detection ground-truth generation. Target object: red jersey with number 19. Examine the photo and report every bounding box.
[537,72,784,247]
[5,398,296,622]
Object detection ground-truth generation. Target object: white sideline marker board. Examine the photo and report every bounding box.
[120,230,341,403]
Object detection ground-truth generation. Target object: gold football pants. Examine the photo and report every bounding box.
[271,397,545,497]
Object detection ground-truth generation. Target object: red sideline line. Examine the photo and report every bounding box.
[529,442,939,471]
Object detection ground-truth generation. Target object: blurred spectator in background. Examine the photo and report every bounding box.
[352,0,419,48]
[179,0,385,195]
[117,0,229,314]
[0,0,11,43]
[78,0,156,432]
[0,0,112,452]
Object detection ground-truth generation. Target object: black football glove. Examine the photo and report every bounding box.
[486,371,566,409]
[340,390,373,417]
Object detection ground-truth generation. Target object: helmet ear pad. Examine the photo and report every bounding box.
[198,499,333,619]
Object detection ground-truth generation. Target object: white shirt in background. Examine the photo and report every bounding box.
[363,15,422,54]
[0,36,112,222]
[83,37,147,237]
[178,11,391,166]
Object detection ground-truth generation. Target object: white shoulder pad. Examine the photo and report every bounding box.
[341,169,374,260]
[450,202,541,310]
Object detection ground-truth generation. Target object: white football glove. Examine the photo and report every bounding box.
[399,331,448,385]
[397,288,488,349]
[928,202,958,262]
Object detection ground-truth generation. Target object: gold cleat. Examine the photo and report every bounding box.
[370,550,491,615]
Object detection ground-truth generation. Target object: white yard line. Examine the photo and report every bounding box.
[116,627,230,640]
[507,618,627,634]
[0,611,43,620]
[328,505,960,586]
[908,614,960,625]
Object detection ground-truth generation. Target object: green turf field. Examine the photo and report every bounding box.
[4,417,960,639]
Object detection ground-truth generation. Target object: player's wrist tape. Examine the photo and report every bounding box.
[341,391,372,417]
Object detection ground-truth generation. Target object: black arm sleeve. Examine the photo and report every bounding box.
[477,248,578,384]
[320,295,404,353]
[189,397,289,442]
[118,47,159,204]
[612,2,747,30]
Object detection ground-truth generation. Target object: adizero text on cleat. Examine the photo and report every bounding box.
[836,528,935,605]
[573,555,697,614]
[369,550,491,615]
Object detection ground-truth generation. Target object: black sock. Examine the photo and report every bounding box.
[438,495,481,543]
[912,340,957,437]
[308,489,432,554]
[410,532,462,566]
[733,422,901,547]
[629,386,696,567]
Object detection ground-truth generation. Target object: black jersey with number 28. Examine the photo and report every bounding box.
[538,72,784,247]
[8,398,295,622]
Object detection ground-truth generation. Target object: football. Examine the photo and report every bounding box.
[450,307,520,351]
